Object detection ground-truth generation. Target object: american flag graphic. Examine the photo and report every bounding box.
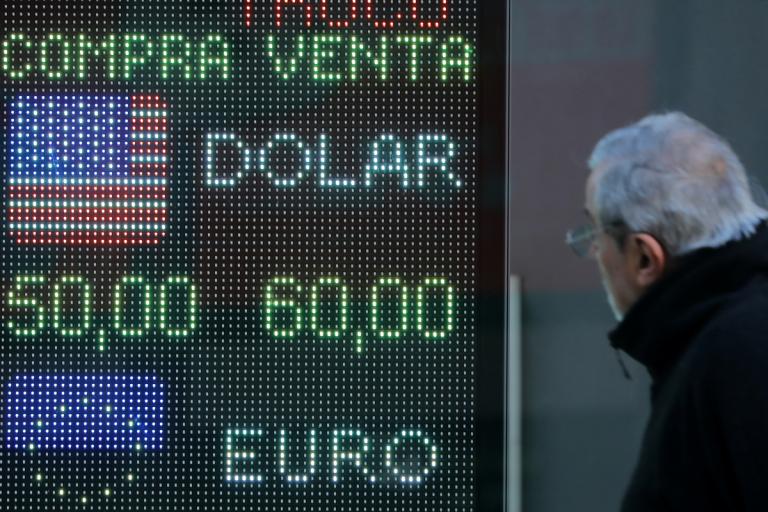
[6,94,168,245]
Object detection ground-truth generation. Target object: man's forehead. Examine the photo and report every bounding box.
[585,159,614,196]
[584,170,598,209]
[584,165,609,224]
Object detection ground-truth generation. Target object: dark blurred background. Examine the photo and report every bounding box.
[509,0,768,510]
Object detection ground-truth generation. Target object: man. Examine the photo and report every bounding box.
[566,112,768,511]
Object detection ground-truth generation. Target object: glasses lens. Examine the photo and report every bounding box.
[566,224,595,257]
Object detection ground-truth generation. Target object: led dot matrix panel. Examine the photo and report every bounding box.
[1,0,507,510]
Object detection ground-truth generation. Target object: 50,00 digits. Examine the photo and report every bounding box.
[6,274,196,338]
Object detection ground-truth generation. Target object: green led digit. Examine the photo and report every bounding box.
[199,33,229,79]
[6,275,46,337]
[394,35,432,81]
[416,277,454,339]
[440,35,473,82]
[371,277,408,339]
[310,277,348,338]
[160,34,192,79]
[39,33,70,80]
[52,275,90,336]
[159,276,197,337]
[75,34,93,79]
[266,34,305,80]
[75,34,119,80]
[123,33,152,79]
[1,33,33,80]
[264,276,302,338]
[349,35,388,81]
[311,34,344,81]
[113,275,151,337]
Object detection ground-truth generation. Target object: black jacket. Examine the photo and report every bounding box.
[610,220,768,511]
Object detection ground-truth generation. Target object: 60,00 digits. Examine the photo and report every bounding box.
[264,275,454,341]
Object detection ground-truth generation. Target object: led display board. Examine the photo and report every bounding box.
[0,0,508,509]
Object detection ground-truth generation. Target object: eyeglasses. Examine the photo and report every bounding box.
[565,224,599,258]
[565,221,626,258]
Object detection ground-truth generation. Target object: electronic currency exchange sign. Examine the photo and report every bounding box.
[1,1,507,510]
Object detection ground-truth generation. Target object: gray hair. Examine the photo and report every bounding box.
[588,112,768,256]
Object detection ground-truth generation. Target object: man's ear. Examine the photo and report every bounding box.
[628,233,667,287]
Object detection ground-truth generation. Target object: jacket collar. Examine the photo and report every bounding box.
[608,221,768,379]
